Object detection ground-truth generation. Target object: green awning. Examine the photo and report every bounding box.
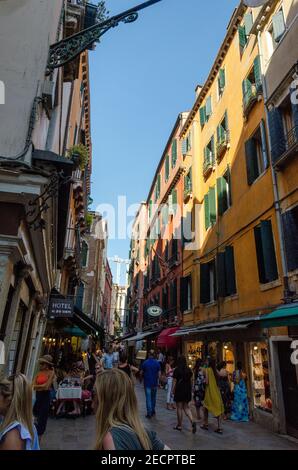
[63,327,87,338]
[261,304,298,328]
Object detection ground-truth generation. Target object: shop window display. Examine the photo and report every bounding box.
[186,341,203,368]
[250,342,272,412]
[223,342,235,375]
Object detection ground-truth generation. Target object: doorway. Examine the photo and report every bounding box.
[278,341,298,438]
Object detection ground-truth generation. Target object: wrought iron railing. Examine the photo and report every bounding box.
[203,151,214,175]
[216,129,230,159]
[272,124,298,165]
[243,81,262,112]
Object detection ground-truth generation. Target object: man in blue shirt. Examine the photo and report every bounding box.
[141,350,161,418]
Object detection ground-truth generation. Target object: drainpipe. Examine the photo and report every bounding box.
[257,31,291,301]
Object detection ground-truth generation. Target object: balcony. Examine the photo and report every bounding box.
[161,307,178,325]
[216,130,230,162]
[272,125,298,168]
[243,82,263,119]
[184,181,192,202]
[203,154,214,178]
[168,252,179,269]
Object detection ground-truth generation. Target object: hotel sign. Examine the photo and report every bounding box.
[48,298,74,318]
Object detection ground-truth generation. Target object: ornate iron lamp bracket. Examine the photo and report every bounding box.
[47,0,162,74]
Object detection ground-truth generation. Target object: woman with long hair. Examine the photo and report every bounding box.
[171,356,196,433]
[217,361,232,420]
[165,356,175,410]
[0,374,39,450]
[33,355,55,439]
[201,357,224,434]
[230,361,249,422]
[94,369,168,450]
[193,358,206,421]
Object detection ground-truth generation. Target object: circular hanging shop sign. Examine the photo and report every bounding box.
[147,306,163,317]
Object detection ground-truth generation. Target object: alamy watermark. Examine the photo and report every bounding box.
[290,340,298,366]
[291,79,298,105]
[0,80,5,105]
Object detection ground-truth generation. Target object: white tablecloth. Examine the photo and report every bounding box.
[57,386,82,400]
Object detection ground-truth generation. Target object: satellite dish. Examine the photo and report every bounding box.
[147,306,163,317]
[243,0,268,7]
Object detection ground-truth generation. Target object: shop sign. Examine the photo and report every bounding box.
[147,305,162,318]
[48,298,74,318]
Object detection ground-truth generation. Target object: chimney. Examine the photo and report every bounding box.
[195,84,203,98]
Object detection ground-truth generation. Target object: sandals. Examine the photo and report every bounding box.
[200,424,209,431]
[214,428,223,434]
[173,426,182,431]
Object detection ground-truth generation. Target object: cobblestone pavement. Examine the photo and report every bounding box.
[42,384,298,450]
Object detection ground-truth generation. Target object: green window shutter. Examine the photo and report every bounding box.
[182,139,187,156]
[243,78,252,106]
[200,264,210,304]
[225,246,237,295]
[245,138,259,185]
[165,155,170,182]
[204,193,210,230]
[149,200,152,218]
[206,96,212,117]
[209,187,216,225]
[272,10,286,42]
[162,204,168,226]
[260,220,278,283]
[224,110,229,132]
[226,166,232,207]
[238,25,247,49]
[254,226,267,284]
[211,135,215,164]
[216,124,220,143]
[171,139,177,168]
[199,106,206,126]
[260,119,269,169]
[217,252,226,298]
[172,189,177,205]
[217,177,227,216]
[180,277,187,312]
[157,174,161,196]
[253,55,262,87]
[244,12,253,36]
[219,68,226,90]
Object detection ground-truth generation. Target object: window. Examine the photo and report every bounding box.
[148,200,153,220]
[217,167,232,216]
[170,279,177,308]
[199,96,212,127]
[200,260,217,304]
[254,220,278,284]
[203,136,215,175]
[169,188,178,215]
[238,11,253,51]
[180,275,192,313]
[73,124,78,145]
[282,205,298,273]
[182,130,192,156]
[184,168,192,198]
[242,56,262,111]
[245,120,268,185]
[269,9,286,48]
[155,174,161,202]
[217,246,237,297]
[217,68,226,99]
[216,111,229,159]
[81,241,88,267]
[76,282,85,310]
[165,155,170,182]
[171,139,177,168]
[204,187,216,230]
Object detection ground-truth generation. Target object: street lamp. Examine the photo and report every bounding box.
[47,0,163,74]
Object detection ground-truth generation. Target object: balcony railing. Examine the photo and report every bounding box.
[184,180,192,200]
[272,124,298,167]
[168,252,179,268]
[216,130,230,161]
[203,152,214,177]
[243,81,262,117]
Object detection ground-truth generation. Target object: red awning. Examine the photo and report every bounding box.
[156,327,179,349]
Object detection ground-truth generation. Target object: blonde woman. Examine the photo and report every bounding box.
[94,369,169,450]
[0,374,39,450]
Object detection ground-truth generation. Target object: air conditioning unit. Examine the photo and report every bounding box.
[42,80,55,110]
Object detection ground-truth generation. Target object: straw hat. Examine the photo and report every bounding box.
[38,355,54,366]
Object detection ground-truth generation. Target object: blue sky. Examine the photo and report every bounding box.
[89,0,238,283]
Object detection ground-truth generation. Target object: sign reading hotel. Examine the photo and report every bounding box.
[48,298,74,318]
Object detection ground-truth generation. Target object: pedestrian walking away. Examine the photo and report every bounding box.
[172,356,196,434]
[118,352,139,379]
[140,350,161,418]
[0,373,39,450]
[94,369,169,450]
[193,358,206,422]
[201,358,224,434]
[230,361,249,423]
[165,357,176,410]
[102,346,114,370]
[217,361,232,420]
[32,355,55,441]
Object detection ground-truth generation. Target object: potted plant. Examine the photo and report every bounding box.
[67,144,89,170]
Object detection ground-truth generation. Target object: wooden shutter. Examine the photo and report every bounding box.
[182,139,187,156]
[260,220,278,282]
[260,119,269,169]
[245,138,258,185]
[200,264,210,304]
[199,106,206,126]
[267,107,286,163]
[206,96,212,117]
[282,208,298,272]
[204,193,210,230]
[244,12,253,36]
[219,68,226,90]
[165,155,170,181]
[272,10,286,42]
[209,187,216,225]
[211,135,215,164]
[238,25,247,49]
[254,225,266,284]
[172,139,177,167]
[180,277,187,313]
[217,252,226,297]
[253,55,262,87]
[225,246,237,295]
[242,78,252,106]
[217,177,227,216]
